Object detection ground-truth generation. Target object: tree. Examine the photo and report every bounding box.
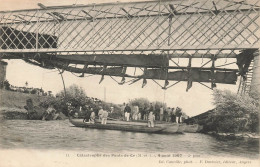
[153,101,167,119]
[3,80,10,90]
[208,89,259,133]
[129,98,150,109]
[31,89,37,94]
[57,84,87,104]
[55,84,88,116]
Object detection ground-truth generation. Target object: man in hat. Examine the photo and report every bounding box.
[124,103,131,121]
[175,107,182,124]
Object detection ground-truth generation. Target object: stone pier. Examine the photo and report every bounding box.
[250,49,260,101]
[0,61,7,84]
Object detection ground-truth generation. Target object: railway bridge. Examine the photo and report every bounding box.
[0,0,259,95]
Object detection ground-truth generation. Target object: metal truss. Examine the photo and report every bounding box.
[0,0,259,91]
[0,0,259,54]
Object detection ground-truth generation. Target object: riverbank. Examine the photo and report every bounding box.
[0,89,49,110]
[0,89,67,120]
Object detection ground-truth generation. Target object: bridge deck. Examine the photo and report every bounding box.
[0,0,259,54]
[0,0,259,91]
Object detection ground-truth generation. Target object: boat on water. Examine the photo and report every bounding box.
[69,118,186,134]
[184,124,203,133]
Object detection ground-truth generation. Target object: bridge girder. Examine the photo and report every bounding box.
[0,0,259,91]
[0,0,259,54]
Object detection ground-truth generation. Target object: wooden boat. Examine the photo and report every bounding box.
[184,124,203,133]
[69,118,185,134]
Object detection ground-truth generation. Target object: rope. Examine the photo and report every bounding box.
[48,55,67,98]
[56,68,67,98]
[109,76,120,84]
[163,89,166,105]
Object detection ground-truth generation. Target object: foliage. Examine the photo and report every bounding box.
[129,98,150,109]
[40,96,62,110]
[23,89,29,94]
[152,101,166,119]
[42,84,123,118]
[128,98,187,119]
[154,101,167,111]
[102,102,123,119]
[57,84,88,106]
[207,89,259,133]
[54,84,88,116]
[0,81,3,89]
[1,80,10,90]
[31,89,37,94]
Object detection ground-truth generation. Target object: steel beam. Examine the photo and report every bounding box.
[0,52,237,59]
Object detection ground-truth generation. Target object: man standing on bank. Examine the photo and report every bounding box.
[148,103,154,115]
[124,103,131,121]
[175,107,182,124]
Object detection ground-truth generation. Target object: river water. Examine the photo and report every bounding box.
[0,119,258,159]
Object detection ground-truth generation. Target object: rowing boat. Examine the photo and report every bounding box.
[69,118,185,134]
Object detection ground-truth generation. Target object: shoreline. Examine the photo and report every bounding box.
[0,107,67,120]
[205,131,260,140]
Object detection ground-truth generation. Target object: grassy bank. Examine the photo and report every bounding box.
[0,89,49,112]
[0,89,54,119]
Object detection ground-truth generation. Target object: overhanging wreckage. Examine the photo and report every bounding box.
[15,53,238,90]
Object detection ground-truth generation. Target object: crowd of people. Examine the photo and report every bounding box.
[121,103,184,127]
[70,103,114,125]
[69,101,184,128]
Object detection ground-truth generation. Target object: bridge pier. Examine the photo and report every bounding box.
[250,49,260,99]
[0,61,7,84]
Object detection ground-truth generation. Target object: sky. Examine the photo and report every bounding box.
[1,0,239,117]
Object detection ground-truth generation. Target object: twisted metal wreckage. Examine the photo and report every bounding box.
[0,0,259,93]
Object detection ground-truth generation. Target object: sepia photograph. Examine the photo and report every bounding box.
[0,0,259,166]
